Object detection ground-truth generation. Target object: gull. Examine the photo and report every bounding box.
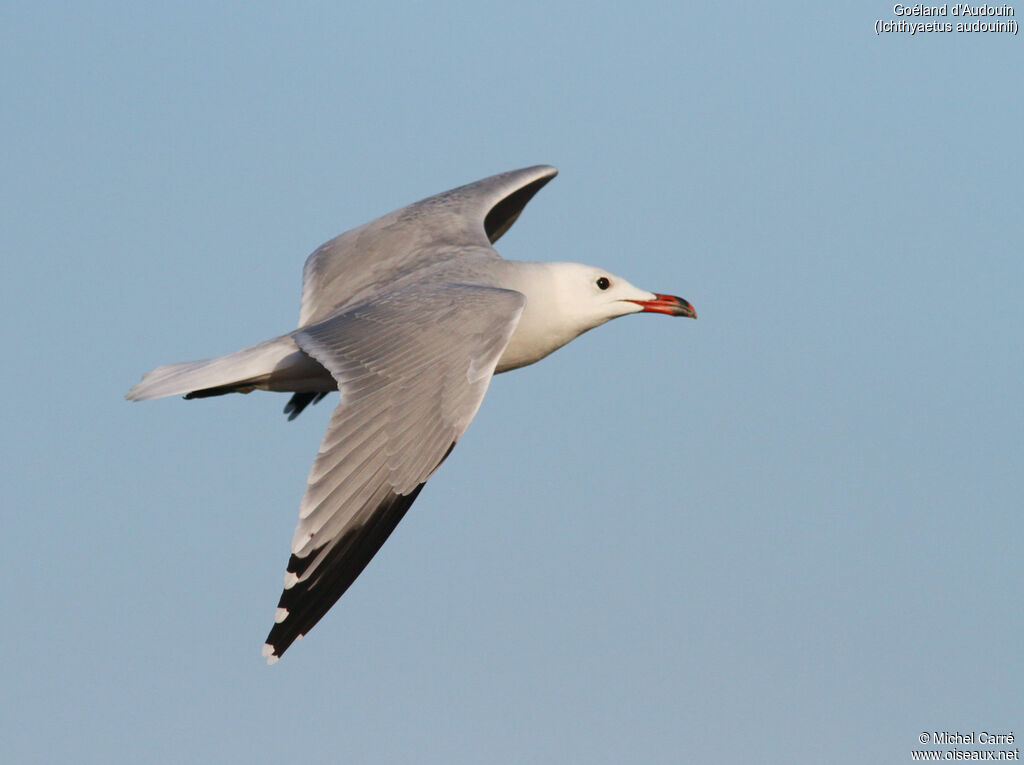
[126,165,696,664]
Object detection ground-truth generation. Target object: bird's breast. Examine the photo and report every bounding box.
[494,307,582,373]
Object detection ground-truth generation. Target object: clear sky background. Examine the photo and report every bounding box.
[2,3,1021,764]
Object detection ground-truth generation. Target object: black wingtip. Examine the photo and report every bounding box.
[263,484,426,660]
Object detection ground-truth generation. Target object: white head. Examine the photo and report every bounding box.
[547,261,696,331]
[496,261,695,373]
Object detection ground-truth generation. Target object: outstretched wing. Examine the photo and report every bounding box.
[263,282,526,663]
[298,165,556,326]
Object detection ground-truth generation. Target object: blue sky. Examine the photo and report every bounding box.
[3,3,1021,764]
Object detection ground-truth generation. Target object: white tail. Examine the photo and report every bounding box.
[126,335,327,402]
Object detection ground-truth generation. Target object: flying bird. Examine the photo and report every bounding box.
[126,166,696,663]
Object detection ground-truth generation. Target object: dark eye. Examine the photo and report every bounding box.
[596,277,611,290]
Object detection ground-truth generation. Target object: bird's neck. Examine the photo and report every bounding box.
[494,262,585,373]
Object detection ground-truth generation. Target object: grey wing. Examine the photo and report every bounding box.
[263,283,526,663]
[298,165,556,326]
